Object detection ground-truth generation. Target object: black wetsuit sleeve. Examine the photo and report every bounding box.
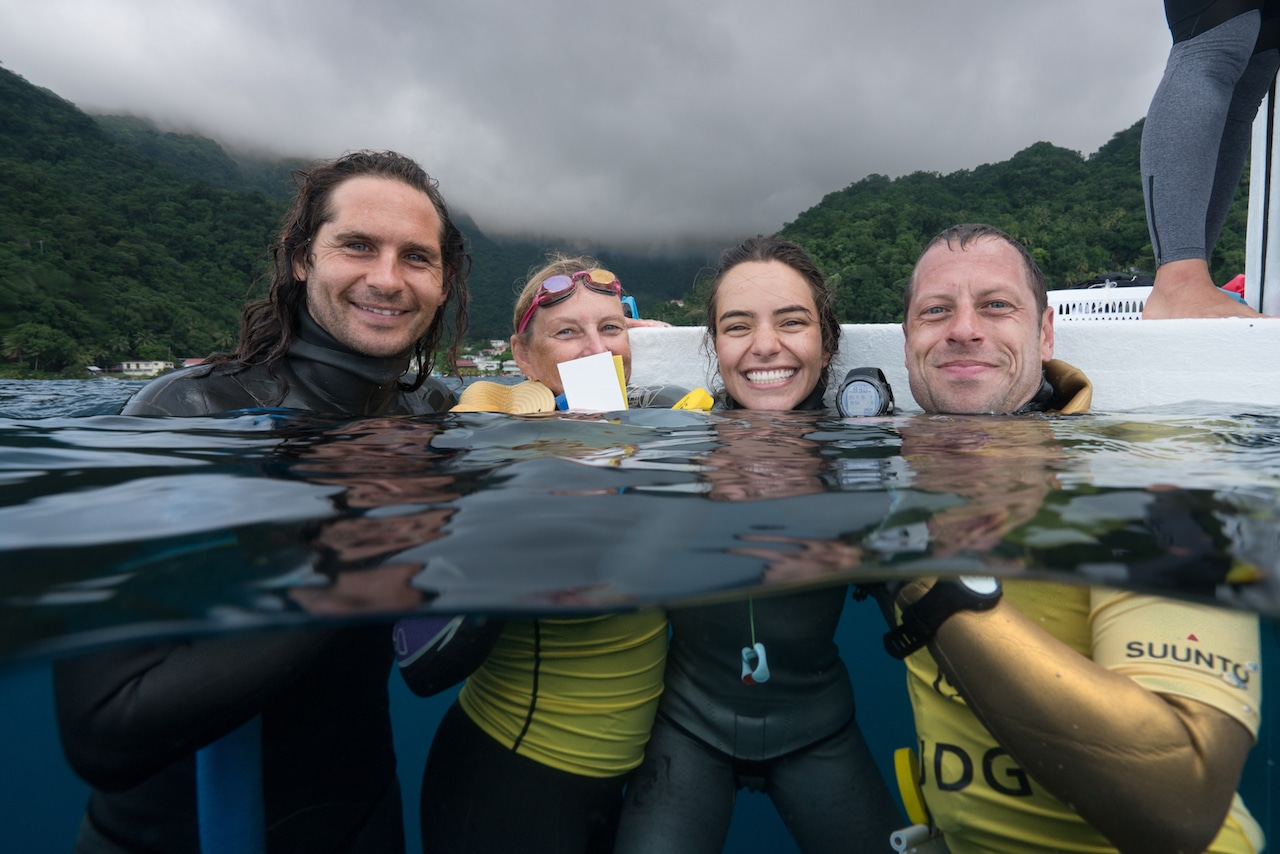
[413,376,459,414]
[393,615,505,697]
[119,366,266,416]
[53,629,334,791]
[628,385,689,408]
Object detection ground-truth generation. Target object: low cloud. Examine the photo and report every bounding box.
[0,0,1171,247]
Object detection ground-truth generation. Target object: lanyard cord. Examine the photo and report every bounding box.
[748,597,757,645]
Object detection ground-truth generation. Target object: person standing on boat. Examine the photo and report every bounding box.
[53,150,470,854]
[885,223,1264,852]
[615,236,902,854]
[1141,0,1280,319]
[399,255,676,854]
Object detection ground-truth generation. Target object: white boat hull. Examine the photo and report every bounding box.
[630,319,1280,412]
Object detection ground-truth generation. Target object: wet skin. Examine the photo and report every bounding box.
[511,287,631,397]
[294,175,447,359]
[713,260,830,410]
[903,238,1053,415]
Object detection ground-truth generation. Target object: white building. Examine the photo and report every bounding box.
[119,360,174,378]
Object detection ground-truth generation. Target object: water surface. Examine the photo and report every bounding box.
[1,379,1275,851]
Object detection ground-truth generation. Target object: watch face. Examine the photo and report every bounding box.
[958,575,1000,595]
[839,381,882,417]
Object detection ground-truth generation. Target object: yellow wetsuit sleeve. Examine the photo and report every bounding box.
[1090,589,1262,738]
[1043,359,1092,414]
[905,579,1257,854]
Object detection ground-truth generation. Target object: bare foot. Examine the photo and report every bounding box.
[1143,259,1264,319]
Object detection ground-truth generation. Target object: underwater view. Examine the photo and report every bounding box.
[1,378,1276,852]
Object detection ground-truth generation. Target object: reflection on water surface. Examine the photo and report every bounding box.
[0,380,1275,851]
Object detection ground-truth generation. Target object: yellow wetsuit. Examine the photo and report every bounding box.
[899,361,1262,851]
[459,610,669,777]
[448,382,673,776]
[905,581,1264,853]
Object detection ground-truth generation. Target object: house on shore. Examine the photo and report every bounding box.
[113,360,175,378]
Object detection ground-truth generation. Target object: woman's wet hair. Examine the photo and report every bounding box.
[511,253,607,338]
[904,223,1047,321]
[214,150,471,387]
[702,235,841,386]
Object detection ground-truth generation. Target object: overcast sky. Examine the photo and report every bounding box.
[0,1,1172,248]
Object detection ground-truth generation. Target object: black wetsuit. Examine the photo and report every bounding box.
[615,385,902,854]
[1163,0,1279,45]
[118,310,455,417]
[54,309,455,854]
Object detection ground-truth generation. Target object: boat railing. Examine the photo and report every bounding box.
[1048,286,1151,321]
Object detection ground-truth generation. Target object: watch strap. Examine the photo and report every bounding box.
[883,579,1000,659]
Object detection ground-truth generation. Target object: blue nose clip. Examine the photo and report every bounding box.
[740,642,770,684]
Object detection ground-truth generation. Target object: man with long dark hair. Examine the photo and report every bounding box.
[54,151,470,853]
[121,149,469,415]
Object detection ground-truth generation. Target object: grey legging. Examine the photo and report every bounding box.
[1142,1,1280,265]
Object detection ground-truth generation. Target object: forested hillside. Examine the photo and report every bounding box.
[91,113,717,334]
[773,123,1247,324]
[660,124,1248,326]
[0,63,1252,374]
[94,114,306,201]
[0,65,710,373]
[0,65,281,372]
[89,113,717,336]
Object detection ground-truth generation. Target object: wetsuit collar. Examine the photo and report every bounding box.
[286,309,413,414]
[1013,371,1056,415]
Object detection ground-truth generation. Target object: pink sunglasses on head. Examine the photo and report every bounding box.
[516,269,623,334]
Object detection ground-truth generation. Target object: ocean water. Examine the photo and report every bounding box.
[0,378,1276,852]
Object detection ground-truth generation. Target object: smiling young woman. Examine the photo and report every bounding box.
[712,259,831,410]
[703,236,840,411]
[615,236,903,854]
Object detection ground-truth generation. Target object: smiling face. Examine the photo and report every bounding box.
[293,175,447,358]
[511,286,631,397]
[713,260,831,410]
[903,237,1053,414]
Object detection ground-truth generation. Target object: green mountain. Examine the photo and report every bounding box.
[0,64,714,373]
[0,65,280,373]
[768,122,1248,324]
[93,114,305,201]
[88,114,719,336]
[0,62,1252,373]
[91,118,719,339]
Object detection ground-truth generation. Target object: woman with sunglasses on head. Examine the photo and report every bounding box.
[615,235,901,853]
[401,255,678,854]
[507,260,637,409]
[441,258,676,412]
